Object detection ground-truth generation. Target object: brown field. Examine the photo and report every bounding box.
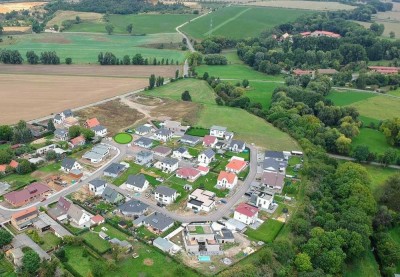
[0,2,46,13]
[46,11,103,27]
[244,1,355,11]
[0,64,181,78]
[0,74,148,124]
[2,26,31,35]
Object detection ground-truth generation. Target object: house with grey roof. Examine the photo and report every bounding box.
[143,212,174,233]
[154,186,177,205]
[180,135,201,146]
[198,148,215,165]
[88,179,107,196]
[265,151,286,161]
[154,128,173,142]
[172,147,192,160]
[263,158,286,174]
[67,204,91,228]
[83,144,110,163]
[152,145,172,157]
[118,199,149,217]
[229,140,246,153]
[164,120,190,135]
[48,197,72,221]
[91,125,108,137]
[133,137,154,149]
[53,114,63,125]
[262,171,285,192]
[153,237,174,253]
[101,186,124,204]
[125,174,149,192]
[135,150,153,165]
[61,158,82,173]
[54,128,69,141]
[154,157,179,173]
[250,191,274,211]
[61,109,73,118]
[210,126,233,140]
[135,125,153,135]
[103,163,126,178]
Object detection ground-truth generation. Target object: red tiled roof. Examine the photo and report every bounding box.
[368,66,400,70]
[203,135,217,146]
[4,182,51,206]
[300,31,311,36]
[235,203,259,217]
[177,167,200,178]
[11,206,38,221]
[197,166,209,173]
[218,171,237,184]
[86,118,100,128]
[293,69,314,76]
[9,160,19,168]
[226,159,246,172]
[0,164,6,172]
[91,214,104,223]
[70,135,85,145]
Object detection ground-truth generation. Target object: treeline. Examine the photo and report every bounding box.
[0,49,72,64]
[194,37,237,54]
[97,52,179,66]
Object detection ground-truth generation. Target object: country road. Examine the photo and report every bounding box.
[328,153,400,170]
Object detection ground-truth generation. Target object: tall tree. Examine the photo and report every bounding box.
[126,23,133,34]
[148,74,156,89]
[22,250,40,275]
[47,119,55,132]
[105,24,114,35]
[0,228,12,247]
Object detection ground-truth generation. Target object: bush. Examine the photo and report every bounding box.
[65,57,72,64]
[181,90,192,101]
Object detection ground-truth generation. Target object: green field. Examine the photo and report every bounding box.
[344,250,380,277]
[93,223,129,241]
[181,6,312,39]
[146,79,299,150]
[244,219,284,242]
[362,164,399,193]
[352,128,399,155]
[0,32,186,64]
[67,14,196,34]
[64,245,98,276]
[326,91,376,106]
[81,231,111,253]
[244,82,280,108]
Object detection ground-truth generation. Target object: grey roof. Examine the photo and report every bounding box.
[61,158,77,170]
[109,238,131,248]
[188,198,203,207]
[62,109,73,117]
[136,125,152,133]
[144,212,174,231]
[126,174,147,189]
[137,150,152,158]
[91,145,109,155]
[201,148,215,159]
[155,128,172,136]
[54,114,62,120]
[134,137,153,146]
[83,151,103,160]
[67,204,86,223]
[37,213,71,237]
[54,128,68,137]
[162,157,178,166]
[174,147,187,154]
[118,199,149,214]
[155,186,177,197]
[89,179,106,188]
[91,125,106,132]
[104,163,125,175]
[230,140,245,149]
[263,158,281,171]
[102,186,123,203]
[211,125,227,131]
[153,237,173,251]
[226,218,247,231]
[181,135,201,144]
[216,228,234,240]
[265,151,285,160]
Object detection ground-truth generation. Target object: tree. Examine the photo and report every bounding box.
[13,120,33,143]
[181,90,192,101]
[351,145,370,162]
[53,24,59,31]
[81,128,95,140]
[335,134,352,154]
[38,259,58,277]
[380,118,400,146]
[380,149,398,166]
[379,174,400,212]
[22,250,40,275]
[26,51,39,64]
[105,24,114,35]
[0,125,13,141]
[295,253,313,272]
[0,228,12,247]
[186,52,202,67]
[0,23,3,36]
[390,31,395,39]
[68,125,81,139]
[46,150,57,161]
[122,55,130,65]
[175,69,179,79]
[65,57,72,64]
[126,23,133,34]
[32,20,44,33]
[149,74,156,89]
[47,120,56,133]
[242,79,249,88]
[202,72,209,80]
[76,16,81,24]
[111,245,124,262]
[16,159,34,174]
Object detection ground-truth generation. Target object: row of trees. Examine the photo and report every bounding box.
[203,54,227,65]
[0,49,72,64]
[148,74,164,89]
[97,52,179,65]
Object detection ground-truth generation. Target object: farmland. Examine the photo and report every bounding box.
[0,1,45,13]
[244,1,355,11]
[47,11,103,27]
[181,6,313,39]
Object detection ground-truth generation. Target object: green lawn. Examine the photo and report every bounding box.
[93,223,129,241]
[326,91,376,106]
[0,255,16,277]
[40,232,62,251]
[37,162,61,173]
[352,128,399,155]
[64,245,97,276]
[244,82,281,109]
[245,219,284,242]
[344,250,380,277]
[387,88,400,97]
[362,164,399,193]
[113,162,142,186]
[81,231,111,253]
[181,6,312,39]
[350,95,400,121]
[0,32,186,64]
[67,14,196,34]
[388,226,400,272]
[113,133,133,144]
[186,127,209,137]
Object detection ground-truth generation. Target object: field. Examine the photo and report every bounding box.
[362,164,399,193]
[344,251,380,277]
[0,1,45,13]
[0,32,186,64]
[0,74,148,124]
[47,11,103,27]
[81,231,111,253]
[245,1,355,11]
[244,219,284,242]
[2,26,31,35]
[352,128,399,155]
[326,91,376,106]
[181,6,313,39]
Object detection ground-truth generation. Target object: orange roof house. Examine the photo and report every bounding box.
[217,171,238,190]
[85,118,100,129]
[9,160,19,169]
[225,158,247,173]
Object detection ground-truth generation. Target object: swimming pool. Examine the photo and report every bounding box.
[198,256,211,262]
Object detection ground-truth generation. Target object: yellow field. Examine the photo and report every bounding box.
[46,10,103,27]
[0,2,46,13]
[2,26,31,34]
[243,0,355,11]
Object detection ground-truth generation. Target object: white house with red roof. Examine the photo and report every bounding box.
[203,135,218,148]
[197,165,209,175]
[69,135,86,149]
[234,203,259,225]
[176,167,201,182]
[85,118,100,129]
[217,171,238,190]
[90,215,105,225]
[225,157,247,174]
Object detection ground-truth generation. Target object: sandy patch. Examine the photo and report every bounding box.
[143,258,154,266]
[0,2,46,13]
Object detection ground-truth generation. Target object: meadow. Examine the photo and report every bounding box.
[245,1,355,11]
[244,219,284,242]
[181,6,313,39]
[352,128,399,155]
[326,91,376,106]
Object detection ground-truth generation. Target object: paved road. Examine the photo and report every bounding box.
[328,153,400,170]
[332,86,400,99]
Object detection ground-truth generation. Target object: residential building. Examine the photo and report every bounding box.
[103,163,126,178]
[101,186,124,204]
[210,125,227,138]
[83,144,110,163]
[317,68,339,75]
[368,66,400,75]
[135,150,153,165]
[154,186,177,205]
[118,199,149,217]
[11,207,39,230]
[143,212,174,233]
[187,189,216,212]
[265,151,286,161]
[53,114,63,125]
[292,69,315,77]
[225,157,247,174]
[203,135,218,148]
[262,171,285,192]
[133,137,154,149]
[228,140,246,153]
[90,215,105,225]
[85,118,100,129]
[61,158,82,173]
[4,182,51,207]
[35,213,71,238]
[154,157,179,173]
[217,171,238,190]
[198,148,215,165]
[48,197,72,221]
[125,174,149,192]
[69,135,86,149]
[180,135,201,146]
[197,165,209,175]
[152,145,172,157]
[172,147,192,160]
[92,125,108,137]
[250,191,274,210]
[153,237,174,253]
[61,109,73,119]
[35,144,66,156]
[164,120,190,135]
[88,179,107,196]
[176,167,201,182]
[263,158,286,174]
[54,129,68,141]
[154,128,173,142]
[233,203,259,225]
[67,204,91,227]
[135,125,153,135]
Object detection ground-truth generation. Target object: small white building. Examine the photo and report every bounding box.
[154,186,177,205]
[154,128,173,142]
[233,203,259,225]
[125,174,149,192]
[198,148,215,165]
[61,158,82,173]
[88,179,107,196]
[154,158,179,173]
[217,171,238,190]
[187,189,216,212]
[91,125,108,137]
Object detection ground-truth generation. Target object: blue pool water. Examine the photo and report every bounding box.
[198,256,211,262]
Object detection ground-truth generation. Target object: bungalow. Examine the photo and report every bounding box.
[103,163,126,178]
[265,151,287,161]
[152,146,172,157]
[118,199,149,217]
[154,157,179,173]
[154,186,177,205]
[135,150,153,165]
[101,186,124,204]
[135,124,153,135]
[61,158,82,173]
[88,179,107,196]
[82,144,110,163]
[164,120,190,135]
[225,157,247,174]
[125,174,149,192]
[172,147,192,160]
[11,207,39,230]
[180,135,201,146]
[233,203,259,225]
[48,197,72,221]
[210,125,233,140]
[262,171,285,192]
[91,215,105,226]
[54,129,69,141]
[143,212,174,233]
[69,135,85,149]
[133,137,154,149]
[91,125,108,137]
[203,135,218,148]
[228,140,246,153]
[198,148,215,165]
[67,204,91,228]
[250,191,274,210]
[4,182,51,207]
[292,69,315,77]
[217,171,238,190]
[187,189,216,212]
[153,237,174,254]
[176,167,201,182]
[154,128,173,142]
[85,118,100,129]
[263,158,286,174]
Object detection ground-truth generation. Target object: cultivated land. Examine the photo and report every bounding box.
[244,1,355,11]
[47,11,103,27]
[0,74,148,124]
[181,6,313,39]
[0,32,186,64]
[0,1,45,13]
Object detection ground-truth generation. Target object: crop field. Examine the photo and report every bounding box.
[0,32,186,64]
[0,74,148,124]
[245,1,355,11]
[47,11,103,27]
[181,6,313,39]
[0,1,45,13]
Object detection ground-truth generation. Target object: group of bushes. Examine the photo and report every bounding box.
[97,52,179,66]
[0,49,71,64]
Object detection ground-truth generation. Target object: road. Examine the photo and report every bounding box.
[328,153,400,170]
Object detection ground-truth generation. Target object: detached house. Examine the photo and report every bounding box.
[125,174,149,192]
[176,167,201,182]
[135,125,153,135]
[61,158,82,173]
[101,186,124,204]
[135,150,153,165]
[250,191,274,210]
[85,118,100,129]
[118,199,149,217]
[11,207,39,230]
[228,140,246,153]
[67,204,91,228]
[180,135,201,146]
[154,186,177,205]
[172,147,192,160]
[54,129,69,141]
[203,135,218,148]
[154,128,173,142]
[48,197,72,221]
[217,171,238,190]
[225,157,247,174]
[88,179,107,196]
[103,163,126,178]
[198,148,215,165]
[69,135,85,149]
[262,171,285,192]
[133,137,154,149]
[92,125,108,137]
[210,126,233,140]
[154,157,179,173]
[234,203,259,225]
[143,212,174,233]
[187,189,216,212]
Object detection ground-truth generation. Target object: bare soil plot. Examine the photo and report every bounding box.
[0,74,148,124]
[47,11,103,27]
[0,2,46,13]
[244,1,355,11]
[0,64,181,78]
[2,26,31,35]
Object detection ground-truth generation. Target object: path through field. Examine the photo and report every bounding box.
[204,7,251,36]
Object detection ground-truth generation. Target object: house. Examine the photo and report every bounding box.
[233,203,259,225]
[182,223,227,255]
[215,228,235,244]
[36,144,66,156]
[36,213,71,238]
[92,125,108,137]
[154,186,177,205]
[143,212,174,233]
[85,118,100,129]
[368,66,400,75]
[154,157,179,173]
[152,146,172,157]
[262,171,285,192]
[228,140,246,153]
[300,30,341,38]
[176,167,201,182]
[118,199,149,217]
[83,144,110,163]
[48,197,72,221]
[197,165,209,175]
[69,135,86,149]
[9,160,19,169]
[217,171,238,190]
[250,191,274,210]
[88,179,107,196]
[61,109,73,119]
[11,207,39,230]
[187,189,216,212]
[103,163,126,178]
[61,158,82,173]
[203,135,218,148]
[91,215,105,225]
[53,114,63,125]
[209,125,233,140]
[33,217,51,233]
[198,148,215,165]
[164,120,190,135]
[135,150,153,165]
[154,128,173,142]
[153,237,174,253]
[54,129,69,141]
[172,147,192,160]
[292,69,315,77]
[265,151,286,161]
[133,137,154,149]
[225,157,247,174]
[4,182,51,207]
[263,158,286,173]
[101,186,124,204]
[180,135,201,146]
[125,174,149,192]
[67,204,91,227]
[135,125,153,135]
